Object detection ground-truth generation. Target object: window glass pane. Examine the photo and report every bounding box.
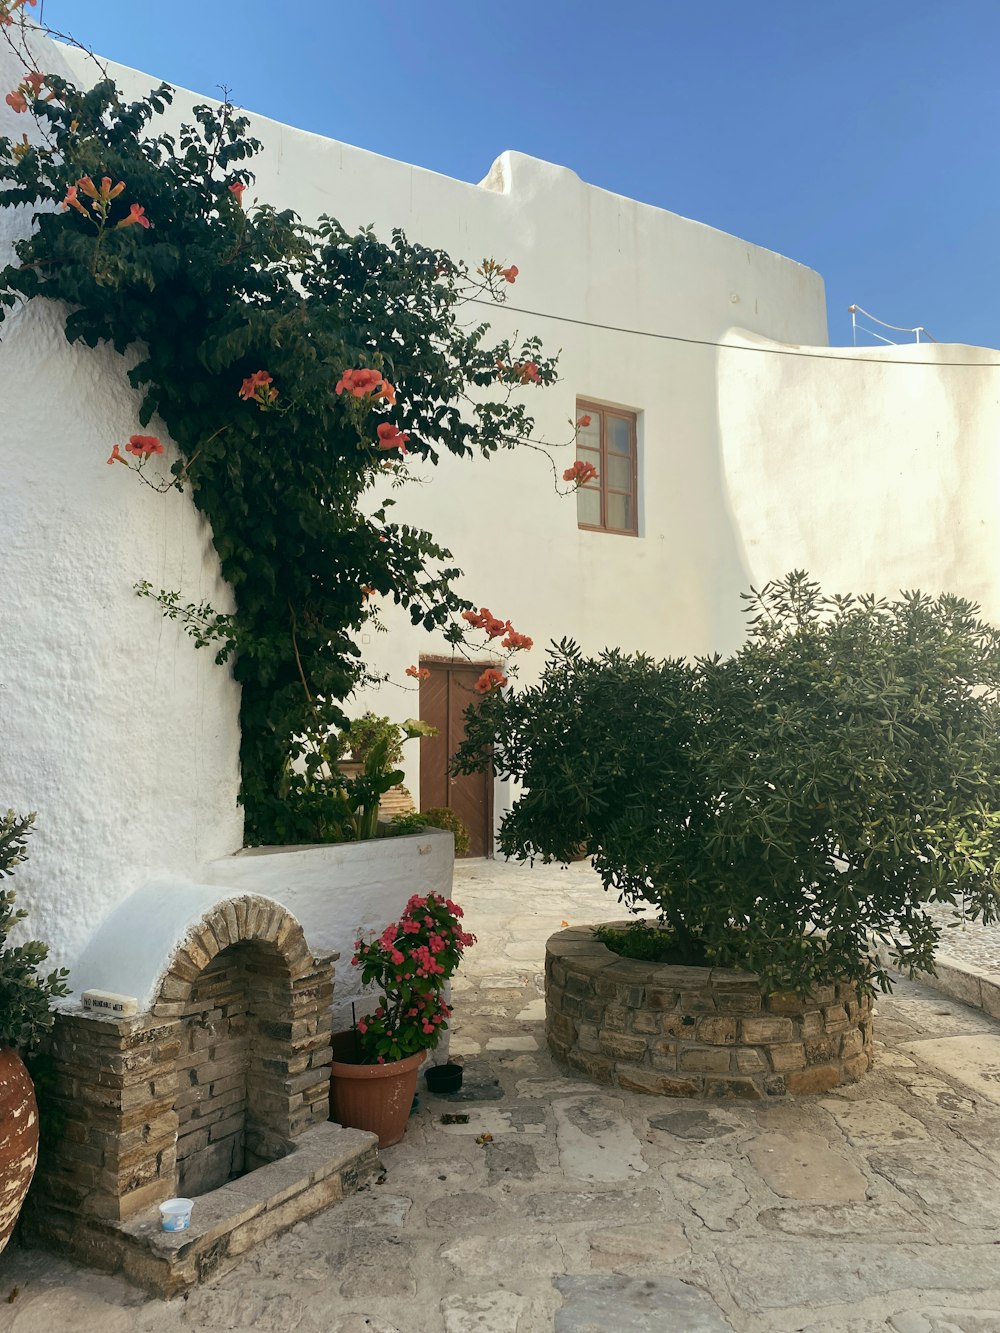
[606,453,631,491]
[577,414,601,451]
[607,416,632,456]
[577,484,601,527]
[574,401,638,534]
[606,490,633,531]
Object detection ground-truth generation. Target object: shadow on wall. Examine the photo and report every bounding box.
[715,330,1000,617]
[652,335,756,656]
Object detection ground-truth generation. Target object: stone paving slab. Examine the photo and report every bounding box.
[901,1033,1000,1105]
[4,859,1000,1330]
[553,1274,734,1331]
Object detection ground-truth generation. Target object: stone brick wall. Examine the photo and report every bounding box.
[31,1011,182,1236]
[546,925,874,1098]
[176,948,251,1196]
[28,894,335,1254]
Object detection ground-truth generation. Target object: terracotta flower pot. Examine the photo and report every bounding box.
[330,1031,425,1148]
[0,1047,39,1255]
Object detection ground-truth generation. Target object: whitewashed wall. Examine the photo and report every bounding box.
[62,49,831,821]
[0,36,242,977]
[717,333,1000,618]
[5,31,996,985]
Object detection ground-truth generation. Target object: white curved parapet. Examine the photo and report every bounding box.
[68,875,265,1014]
[202,831,455,1034]
[67,832,454,1030]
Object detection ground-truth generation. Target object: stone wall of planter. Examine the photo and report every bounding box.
[545,925,874,1098]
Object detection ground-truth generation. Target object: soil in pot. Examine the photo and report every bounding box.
[593,920,717,968]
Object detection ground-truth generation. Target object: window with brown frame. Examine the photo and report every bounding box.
[574,401,638,535]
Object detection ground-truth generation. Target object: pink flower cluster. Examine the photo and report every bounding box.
[350,891,476,1064]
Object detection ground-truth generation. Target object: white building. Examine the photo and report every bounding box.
[3,31,1000,984]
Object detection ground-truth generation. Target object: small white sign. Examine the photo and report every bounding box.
[82,989,139,1017]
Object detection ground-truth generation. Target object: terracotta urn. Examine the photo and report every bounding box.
[0,1047,39,1254]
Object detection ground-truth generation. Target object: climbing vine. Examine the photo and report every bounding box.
[0,26,586,845]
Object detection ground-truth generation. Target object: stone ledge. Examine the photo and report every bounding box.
[28,1122,379,1298]
[873,941,1000,1020]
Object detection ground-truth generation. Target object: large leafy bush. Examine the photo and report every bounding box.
[456,572,1000,992]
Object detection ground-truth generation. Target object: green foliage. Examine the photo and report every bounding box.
[386,812,428,838]
[593,921,714,967]
[0,75,556,846]
[285,716,434,843]
[0,813,71,1050]
[386,806,471,855]
[455,572,1000,993]
[277,734,402,845]
[0,808,33,878]
[335,713,406,766]
[416,807,472,856]
[340,734,406,843]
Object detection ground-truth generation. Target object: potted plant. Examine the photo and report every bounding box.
[454,573,1000,1086]
[335,713,408,768]
[335,719,436,842]
[279,716,436,844]
[0,811,70,1253]
[331,892,475,1145]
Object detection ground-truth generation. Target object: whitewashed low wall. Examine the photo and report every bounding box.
[203,831,455,1035]
[70,832,455,1039]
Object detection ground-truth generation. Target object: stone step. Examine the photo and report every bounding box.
[109,1122,379,1297]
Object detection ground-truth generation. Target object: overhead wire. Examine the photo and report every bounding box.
[467,298,1000,370]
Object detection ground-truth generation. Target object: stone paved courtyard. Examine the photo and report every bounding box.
[3,859,1000,1331]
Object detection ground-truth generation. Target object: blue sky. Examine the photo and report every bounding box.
[39,1,1000,348]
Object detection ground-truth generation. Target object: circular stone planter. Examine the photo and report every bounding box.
[545,925,874,1098]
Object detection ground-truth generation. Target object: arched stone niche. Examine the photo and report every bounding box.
[32,895,335,1227]
[155,897,334,1196]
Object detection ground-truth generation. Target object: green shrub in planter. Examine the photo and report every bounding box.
[387,812,428,838]
[388,807,471,855]
[455,572,1000,993]
[419,808,471,856]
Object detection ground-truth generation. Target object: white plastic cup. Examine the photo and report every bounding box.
[159,1198,194,1232]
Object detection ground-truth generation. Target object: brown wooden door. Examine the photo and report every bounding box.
[419,661,493,858]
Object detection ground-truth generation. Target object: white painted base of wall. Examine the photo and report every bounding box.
[69,830,456,1061]
[202,831,456,1036]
